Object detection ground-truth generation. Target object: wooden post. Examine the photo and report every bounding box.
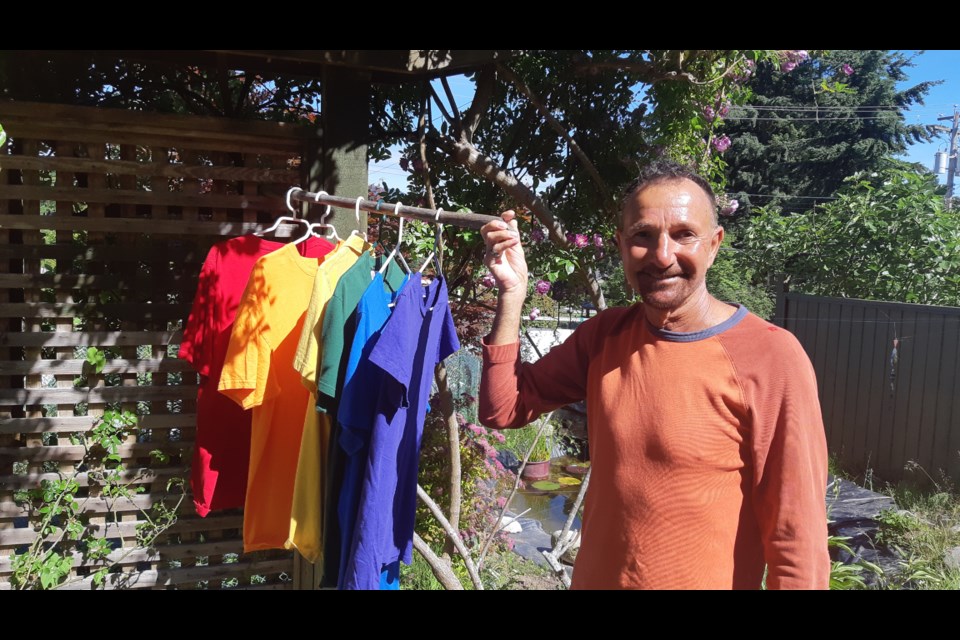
[307,67,370,234]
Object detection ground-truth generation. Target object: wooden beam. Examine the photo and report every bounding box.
[0,413,197,435]
[0,155,299,184]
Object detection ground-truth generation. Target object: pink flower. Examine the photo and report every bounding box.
[574,234,589,249]
[782,61,797,72]
[565,232,575,245]
[529,308,540,321]
[702,105,716,121]
[496,496,507,508]
[531,227,546,243]
[593,234,604,248]
[842,63,854,76]
[534,280,551,295]
[467,423,486,436]
[720,199,739,217]
[481,273,496,288]
[717,102,731,118]
[492,431,505,443]
[711,135,732,153]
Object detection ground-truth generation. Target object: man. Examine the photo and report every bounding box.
[478,162,829,589]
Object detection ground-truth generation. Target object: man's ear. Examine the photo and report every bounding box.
[706,225,724,268]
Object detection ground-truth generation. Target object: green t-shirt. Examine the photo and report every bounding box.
[316,251,407,412]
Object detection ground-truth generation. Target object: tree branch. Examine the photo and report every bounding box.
[460,65,496,144]
[413,533,464,590]
[431,132,607,311]
[429,84,458,130]
[416,484,484,589]
[434,362,462,560]
[440,76,462,122]
[477,411,556,568]
[575,53,746,87]
[497,62,616,215]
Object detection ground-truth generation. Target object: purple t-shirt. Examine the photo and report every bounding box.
[340,275,459,590]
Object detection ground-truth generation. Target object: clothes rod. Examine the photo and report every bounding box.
[288,188,500,231]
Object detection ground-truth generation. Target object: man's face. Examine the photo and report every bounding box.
[615,178,723,311]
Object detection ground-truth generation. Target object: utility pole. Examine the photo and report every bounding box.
[930,108,960,210]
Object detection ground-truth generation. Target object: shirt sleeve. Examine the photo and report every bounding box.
[478,313,599,430]
[367,292,416,410]
[218,260,280,410]
[744,331,830,590]
[435,304,460,366]
[178,242,221,377]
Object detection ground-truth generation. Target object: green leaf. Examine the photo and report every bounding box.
[530,481,561,491]
[0,124,6,148]
[93,568,109,587]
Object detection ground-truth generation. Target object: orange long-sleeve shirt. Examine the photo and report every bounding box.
[480,304,829,590]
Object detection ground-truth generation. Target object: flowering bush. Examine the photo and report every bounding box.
[711,135,732,153]
[416,394,513,552]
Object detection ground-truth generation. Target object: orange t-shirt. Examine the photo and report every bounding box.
[219,242,338,553]
[479,304,830,590]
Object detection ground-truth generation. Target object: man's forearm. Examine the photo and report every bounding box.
[487,290,526,346]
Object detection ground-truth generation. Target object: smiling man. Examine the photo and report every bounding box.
[478,161,830,590]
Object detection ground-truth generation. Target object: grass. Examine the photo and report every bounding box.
[831,458,960,590]
[400,545,562,590]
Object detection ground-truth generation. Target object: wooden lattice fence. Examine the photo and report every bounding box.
[0,101,311,589]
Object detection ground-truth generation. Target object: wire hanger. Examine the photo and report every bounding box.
[257,187,310,239]
[310,191,341,242]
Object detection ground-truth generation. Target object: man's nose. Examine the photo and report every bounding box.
[651,233,676,268]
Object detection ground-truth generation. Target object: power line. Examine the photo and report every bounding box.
[723,115,901,122]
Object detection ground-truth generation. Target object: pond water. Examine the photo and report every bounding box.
[504,458,585,535]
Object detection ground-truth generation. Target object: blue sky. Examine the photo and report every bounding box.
[898,50,960,178]
[369,51,960,189]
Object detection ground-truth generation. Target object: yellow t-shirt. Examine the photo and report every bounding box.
[218,242,336,553]
[288,233,370,562]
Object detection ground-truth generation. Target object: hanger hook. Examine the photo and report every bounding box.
[394,201,404,241]
[315,190,334,221]
[355,196,364,226]
[285,187,301,217]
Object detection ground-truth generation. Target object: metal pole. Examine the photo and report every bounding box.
[938,108,959,210]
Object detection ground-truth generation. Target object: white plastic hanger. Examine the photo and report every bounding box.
[417,207,443,275]
[257,186,310,239]
[379,201,405,275]
[350,196,368,241]
[310,191,342,242]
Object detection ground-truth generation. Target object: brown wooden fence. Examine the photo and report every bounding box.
[777,292,960,485]
[0,101,310,589]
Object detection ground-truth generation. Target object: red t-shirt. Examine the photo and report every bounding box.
[179,234,335,517]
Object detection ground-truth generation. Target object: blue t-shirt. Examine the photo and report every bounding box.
[340,275,460,590]
[336,271,408,588]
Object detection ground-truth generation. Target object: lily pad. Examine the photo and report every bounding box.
[557,476,582,486]
[530,481,562,491]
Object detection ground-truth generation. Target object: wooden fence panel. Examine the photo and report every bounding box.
[0,101,308,589]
